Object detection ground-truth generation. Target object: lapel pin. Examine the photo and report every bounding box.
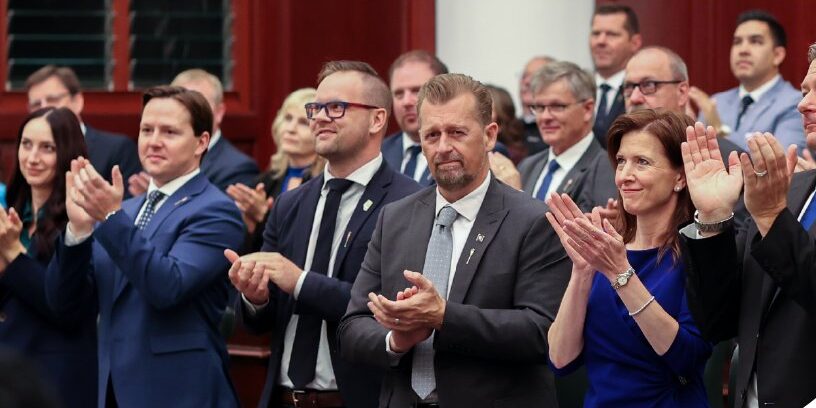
[174,196,190,206]
[563,179,574,192]
[465,248,476,264]
[363,199,373,211]
[344,231,352,247]
[476,233,484,242]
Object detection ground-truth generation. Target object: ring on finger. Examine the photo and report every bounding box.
[394,318,400,325]
[754,169,768,177]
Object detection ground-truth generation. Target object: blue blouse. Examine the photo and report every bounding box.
[0,183,6,208]
[280,165,309,194]
[551,248,712,407]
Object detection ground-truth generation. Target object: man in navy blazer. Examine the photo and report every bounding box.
[25,66,141,196]
[47,86,245,408]
[227,61,420,408]
[691,10,804,152]
[382,51,449,187]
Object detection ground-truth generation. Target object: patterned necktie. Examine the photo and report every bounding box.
[288,178,354,389]
[135,190,165,230]
[403,145,422,180]
[595,83,613,126]
[735,95,754,131]
[411,205,458,400]
[534,159,561,201]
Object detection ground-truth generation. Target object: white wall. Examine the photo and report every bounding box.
[436,0,595,113]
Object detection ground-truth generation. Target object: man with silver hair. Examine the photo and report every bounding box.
[681,42,816,407]
[517,61,617,212]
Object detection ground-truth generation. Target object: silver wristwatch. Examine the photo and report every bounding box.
[611,267,635,290]
[693,210,734,234]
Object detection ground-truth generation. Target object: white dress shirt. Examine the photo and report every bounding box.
[245,154,383,390]
[595,70,626,115]
[400,133,429,183]
[532,133,594,198]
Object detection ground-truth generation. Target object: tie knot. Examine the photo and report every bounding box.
[326,178,354,193]
[600,83,612,93]
[547,159,560,172]
[436,205,458,229]
[147,190,165,204]
[741,95,754,107]
[407,145,422,156]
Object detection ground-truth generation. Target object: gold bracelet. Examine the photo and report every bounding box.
[628,295,655,317]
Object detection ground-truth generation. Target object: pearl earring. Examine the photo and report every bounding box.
[674,186,681,192]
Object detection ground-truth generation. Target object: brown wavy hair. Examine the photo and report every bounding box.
[606,109,694,261]
[8,107,88,260]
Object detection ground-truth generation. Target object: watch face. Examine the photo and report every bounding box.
[617,276,627,285]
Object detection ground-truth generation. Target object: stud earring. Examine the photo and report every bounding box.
[674,186,682,192]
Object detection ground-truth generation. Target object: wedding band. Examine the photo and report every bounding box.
[754,170,768,177]
[394,318,400,325]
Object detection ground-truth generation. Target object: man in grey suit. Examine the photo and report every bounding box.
[518,61,617,213]
[690,10,804,151]
[338,73,570,407]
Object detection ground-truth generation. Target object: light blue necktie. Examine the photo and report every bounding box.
[411,205,458,400]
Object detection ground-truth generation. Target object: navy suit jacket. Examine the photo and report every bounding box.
[382,132,435,187]
[201,136,259,190]
[705,78,805,151]
[240,162,421,408]
[85,126,141,198]
[46,173,245,408]
[0,245,96,408]
[591,87,626,148]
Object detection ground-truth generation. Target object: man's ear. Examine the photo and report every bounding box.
[196,131,211,157]
[369,108,388,135]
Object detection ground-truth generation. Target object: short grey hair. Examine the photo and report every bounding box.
[809,43,816,64]
[530,61,595,102]
[636,46,688,81]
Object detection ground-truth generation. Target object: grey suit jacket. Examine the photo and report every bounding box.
[705,78,804,151]
[338,177,571,408]
[517,137,617,212]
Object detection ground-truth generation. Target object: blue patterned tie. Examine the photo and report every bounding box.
[800,195,816,230]
[596,83,612,126]
[534,159,561,201]
[403,145,422,180]
[135,190,165,230]
[411,205,458,400]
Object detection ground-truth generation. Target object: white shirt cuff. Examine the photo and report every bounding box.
[292,270,309,300]
[385,331,406,366]
[65,223,93,247]
[241,294,269,315]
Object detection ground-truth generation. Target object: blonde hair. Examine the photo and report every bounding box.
[269,88,324,178]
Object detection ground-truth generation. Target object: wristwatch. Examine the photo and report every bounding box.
[694,210,734,234]
[611,267,635,290]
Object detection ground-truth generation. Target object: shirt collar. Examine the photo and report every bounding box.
[401,132,421,153]
[596,70,626,90]
[146,168,201,198]
[323,154,383,190]
[434,170,491,223]
[739,74,780,102]
[547,132,594,170]
[208,129,222,150]
[80,122,87,136]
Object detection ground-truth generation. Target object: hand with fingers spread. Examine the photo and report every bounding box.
[226,182,273,232]
[545,192,593,276]
[0,207,26,265]
[740,133,798,236]
[681,122,743,222]
[128,171,151,197]
[225,249,270,305]
[563,211,630,281]
[70,157,125,221]
[592,198,619,224]
[65,160,97,236]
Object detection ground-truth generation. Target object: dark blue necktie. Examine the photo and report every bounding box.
[535,160,561,201]
[403,145,422,179]
[800,195,816,230]
[595,83,612,126]
[735,95,754,131]
[288,178,354,388]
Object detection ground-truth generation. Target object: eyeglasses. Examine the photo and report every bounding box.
[28,92,71,111]
[622,80,682,97]
[304,101,381,120]
[528,100,587,115]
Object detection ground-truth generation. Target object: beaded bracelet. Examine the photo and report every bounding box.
[628,295,656,317]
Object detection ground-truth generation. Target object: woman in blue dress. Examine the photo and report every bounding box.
[0,107,97,408]
[546,109,711,407]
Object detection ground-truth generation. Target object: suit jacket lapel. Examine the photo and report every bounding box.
[404,190,436,284]
[741,90,775,133]
[112,195,149,299]
[333,164,391,279]
[526,150,550,191]
[556,139,601,196]
[291,175,323,268]
[448,178,508,304]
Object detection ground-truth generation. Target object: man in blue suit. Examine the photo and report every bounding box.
[382,51,449,187]
[25,66,142,197]
[691,10,804,152]
[48,86,245,407]
[226,60,421,408]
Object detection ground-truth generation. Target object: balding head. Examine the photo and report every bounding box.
[624,46,689,114]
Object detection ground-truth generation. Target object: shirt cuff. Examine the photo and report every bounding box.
[241,293,269,315]
[385,331,406,366]
[292,270,308,300]
[65,223,93,247]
